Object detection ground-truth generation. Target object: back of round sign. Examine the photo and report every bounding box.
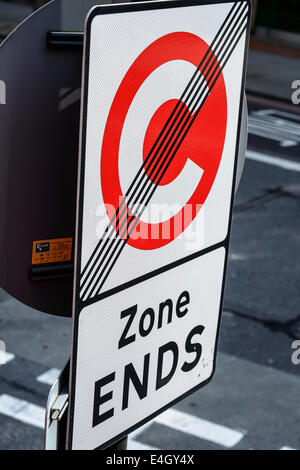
[0,0,125,317]
[0,0,248,318]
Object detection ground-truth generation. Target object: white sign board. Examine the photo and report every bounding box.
[68,0,251,450]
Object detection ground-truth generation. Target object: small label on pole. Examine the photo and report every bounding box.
[32,237,72,265]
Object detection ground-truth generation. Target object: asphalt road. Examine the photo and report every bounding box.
[0,95,300,450]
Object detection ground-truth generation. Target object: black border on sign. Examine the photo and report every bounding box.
[67,0,252,450]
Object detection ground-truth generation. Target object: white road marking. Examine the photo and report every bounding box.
[246,150,300,173]
[130,421,153,439]
[0,394,293,451]
[0,80,6,105]
[36,368,60,386]
[130,408,244,447]
[0,394,44,429]
[0,392,243,449]
[131,408,245,448]
[130,409,244,448]
[128,439,158,451]
[154,408,244,448]
[0,351,15,365]
[248,109,300,147]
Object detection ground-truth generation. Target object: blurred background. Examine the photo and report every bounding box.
[0,0,300,450]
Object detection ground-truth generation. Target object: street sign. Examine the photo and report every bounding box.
[68,0,251,450]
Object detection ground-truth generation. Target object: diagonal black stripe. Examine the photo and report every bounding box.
[90,21,249,302]
[81,5,249,300]
[84,15,249,302]
[80,2,243,289]
[81,6,249,300]
[80,4,247,301]
[80,3,242,296]
[80,7,245,300]
[83,26,247,305]
[121,3,248,217]
[80,2,240,283]
[127,4,249,201]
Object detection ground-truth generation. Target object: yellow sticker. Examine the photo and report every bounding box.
[32,238,72,265]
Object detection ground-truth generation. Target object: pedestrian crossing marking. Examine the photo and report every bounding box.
[248,109,300,147]
[36,368,60,386]
[154,408,244,448]
[0,394,44,429]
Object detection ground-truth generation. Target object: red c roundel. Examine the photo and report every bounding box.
[101,32,227,250]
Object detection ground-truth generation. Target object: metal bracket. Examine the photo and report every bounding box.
[30,263,74,281]
[47,31,84,46]
[50,386,69,422]
[45,361,70,450]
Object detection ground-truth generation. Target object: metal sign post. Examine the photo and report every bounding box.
[67,0,251,450]
[45,362,70,450]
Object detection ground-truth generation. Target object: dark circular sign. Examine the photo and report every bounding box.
[0,0,247,316]
[0,0,129,316]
